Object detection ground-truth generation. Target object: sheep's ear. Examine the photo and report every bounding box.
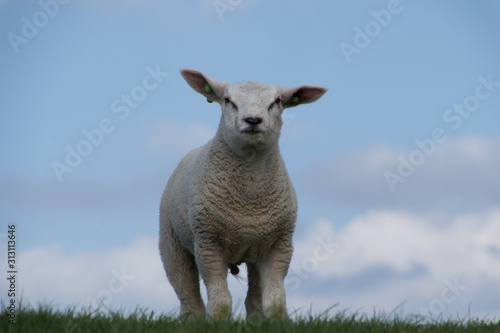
[180,68,229,104]
[280,85,328,109]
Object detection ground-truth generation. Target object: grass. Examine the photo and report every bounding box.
[1,303,499,333]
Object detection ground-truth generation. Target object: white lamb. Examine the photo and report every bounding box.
[159,68,327,319]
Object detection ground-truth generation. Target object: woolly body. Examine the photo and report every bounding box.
[164,134,296,265]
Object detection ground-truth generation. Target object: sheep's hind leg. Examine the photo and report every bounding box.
[159,221,205,319]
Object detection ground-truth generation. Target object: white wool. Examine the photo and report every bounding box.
[159,68,327,319]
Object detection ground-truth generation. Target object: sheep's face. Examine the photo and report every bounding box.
[179,68,328,156]
[220,82,283,153]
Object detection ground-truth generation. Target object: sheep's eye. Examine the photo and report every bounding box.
[269,97,281,111]
[224,97,237,111]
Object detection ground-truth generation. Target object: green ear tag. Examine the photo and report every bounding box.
[205,84,215,103]
[292,96,300,103]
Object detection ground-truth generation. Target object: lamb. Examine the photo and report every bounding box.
[159,68,327,319]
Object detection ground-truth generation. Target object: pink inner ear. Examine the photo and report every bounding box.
[296,86,328,102]
[181,70,208,87]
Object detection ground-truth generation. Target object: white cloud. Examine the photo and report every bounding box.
[286,209,500,318]
[9,237,176,313]
[8,235,248,316]
[300,210,500,279]
[300,136,500,213]
[8,207,500,319]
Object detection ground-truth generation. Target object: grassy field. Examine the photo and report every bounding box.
[2,304,499,333]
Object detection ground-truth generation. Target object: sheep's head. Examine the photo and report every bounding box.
[180,68,327,156]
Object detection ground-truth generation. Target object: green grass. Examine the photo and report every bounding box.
[1,304,499,333]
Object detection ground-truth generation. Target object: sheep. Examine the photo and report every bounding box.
[159,68,327,320]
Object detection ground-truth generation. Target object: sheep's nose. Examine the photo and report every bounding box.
[244,117,263,125]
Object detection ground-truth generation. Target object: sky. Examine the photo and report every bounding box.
[1,0,500,321]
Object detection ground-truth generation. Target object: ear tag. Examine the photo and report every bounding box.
[292,96,300,103]
[205,84,215,103]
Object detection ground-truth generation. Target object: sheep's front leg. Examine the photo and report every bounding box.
[259,239,293,318]
[245,263,264,319]
[195,243,232,319]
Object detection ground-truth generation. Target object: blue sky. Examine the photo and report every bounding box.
[1,0,500,320]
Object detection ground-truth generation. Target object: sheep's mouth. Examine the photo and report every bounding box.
[242,129,261,134]
[241,127,262,134]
